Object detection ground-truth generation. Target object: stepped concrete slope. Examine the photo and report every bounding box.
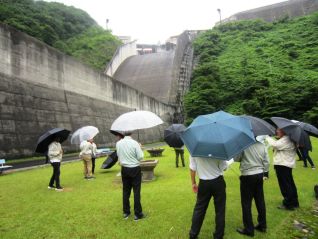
[114,51,175,104]
[111,31,198,123]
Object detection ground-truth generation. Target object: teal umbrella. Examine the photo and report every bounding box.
[181,111,255,160]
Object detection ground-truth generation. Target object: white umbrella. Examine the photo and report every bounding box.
[71,126,99,144]
[110,110,163,132]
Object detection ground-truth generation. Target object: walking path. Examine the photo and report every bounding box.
[2,142,167,174]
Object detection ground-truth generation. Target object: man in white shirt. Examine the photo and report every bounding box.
[116,132,144,221]
[189,156,228,239]
[266,128,298,210]
[48,137,63,191]
[80,139,94,179]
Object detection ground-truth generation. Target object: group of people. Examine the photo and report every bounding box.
[45,127,313,238]
[47,137,97,191]
[189,128,306,239]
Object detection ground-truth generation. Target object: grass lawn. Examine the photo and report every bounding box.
[1,139,318,239]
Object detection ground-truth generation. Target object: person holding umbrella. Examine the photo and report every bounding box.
[35,128,70,191]
[48,137,64,191]
[189,155,228,239]
[174,146,185,168]
[235,139,270,237]
[164,124,187,168]
[266,129,299,210]
[80,139,94,179]
[116,131,145,221]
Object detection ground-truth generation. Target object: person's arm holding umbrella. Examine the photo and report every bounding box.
[265,131,290,151]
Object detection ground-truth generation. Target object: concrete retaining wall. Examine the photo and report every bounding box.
[0,23,173,159]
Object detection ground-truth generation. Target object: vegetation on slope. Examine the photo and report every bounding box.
[0,0,121,70]
[185,13,318,124]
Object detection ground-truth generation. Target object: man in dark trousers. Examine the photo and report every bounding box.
[235,140,270,237]
[174,146,185,167]
[116,132,145,221]
[189,156,228,239]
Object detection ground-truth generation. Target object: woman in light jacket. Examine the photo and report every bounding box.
[266,128,298,210]
[48,137,63,191]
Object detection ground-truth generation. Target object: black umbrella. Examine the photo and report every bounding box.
[110,130,124,137]
[164,124,186,148]
[271,117,312,151]
[241,115,275,136]
[101,151,118,169]
[35,128,71,153]
[295,121,318,137]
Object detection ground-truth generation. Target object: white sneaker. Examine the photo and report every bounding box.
[55,187,64,192]
[48,186,55,189]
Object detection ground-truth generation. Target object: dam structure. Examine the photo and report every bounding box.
[221,0,318,23]
[2,0,315,159]
[109,30,198,123]
[0,23,196,158]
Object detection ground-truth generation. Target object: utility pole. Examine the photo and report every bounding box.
[106,19,109,30]
[217,8,222,24]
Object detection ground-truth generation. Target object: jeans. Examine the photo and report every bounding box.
[49,162,61,188]
[121,166,143,216]
[189,176,226,239]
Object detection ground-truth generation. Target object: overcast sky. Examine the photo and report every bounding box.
[44,0,284,43]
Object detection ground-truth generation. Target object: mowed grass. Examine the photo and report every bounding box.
[1,139,318,239]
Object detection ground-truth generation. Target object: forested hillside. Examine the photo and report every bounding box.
[0,0,121,70]
[185,12,318,124]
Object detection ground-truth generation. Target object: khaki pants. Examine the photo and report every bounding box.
[81,154,92,177]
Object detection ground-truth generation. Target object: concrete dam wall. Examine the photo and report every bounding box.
[0,23,174,158]
[114,31,197,122]
[222,0,318,23]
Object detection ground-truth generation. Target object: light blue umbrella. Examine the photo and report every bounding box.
[181,111,256,160]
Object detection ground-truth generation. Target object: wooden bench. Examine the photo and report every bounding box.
[0,159,12,174]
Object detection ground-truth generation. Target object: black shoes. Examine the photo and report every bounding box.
[134,213,145,221]
[254,224,266,233]
[123,213,130,219]
[236,228,254,237]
